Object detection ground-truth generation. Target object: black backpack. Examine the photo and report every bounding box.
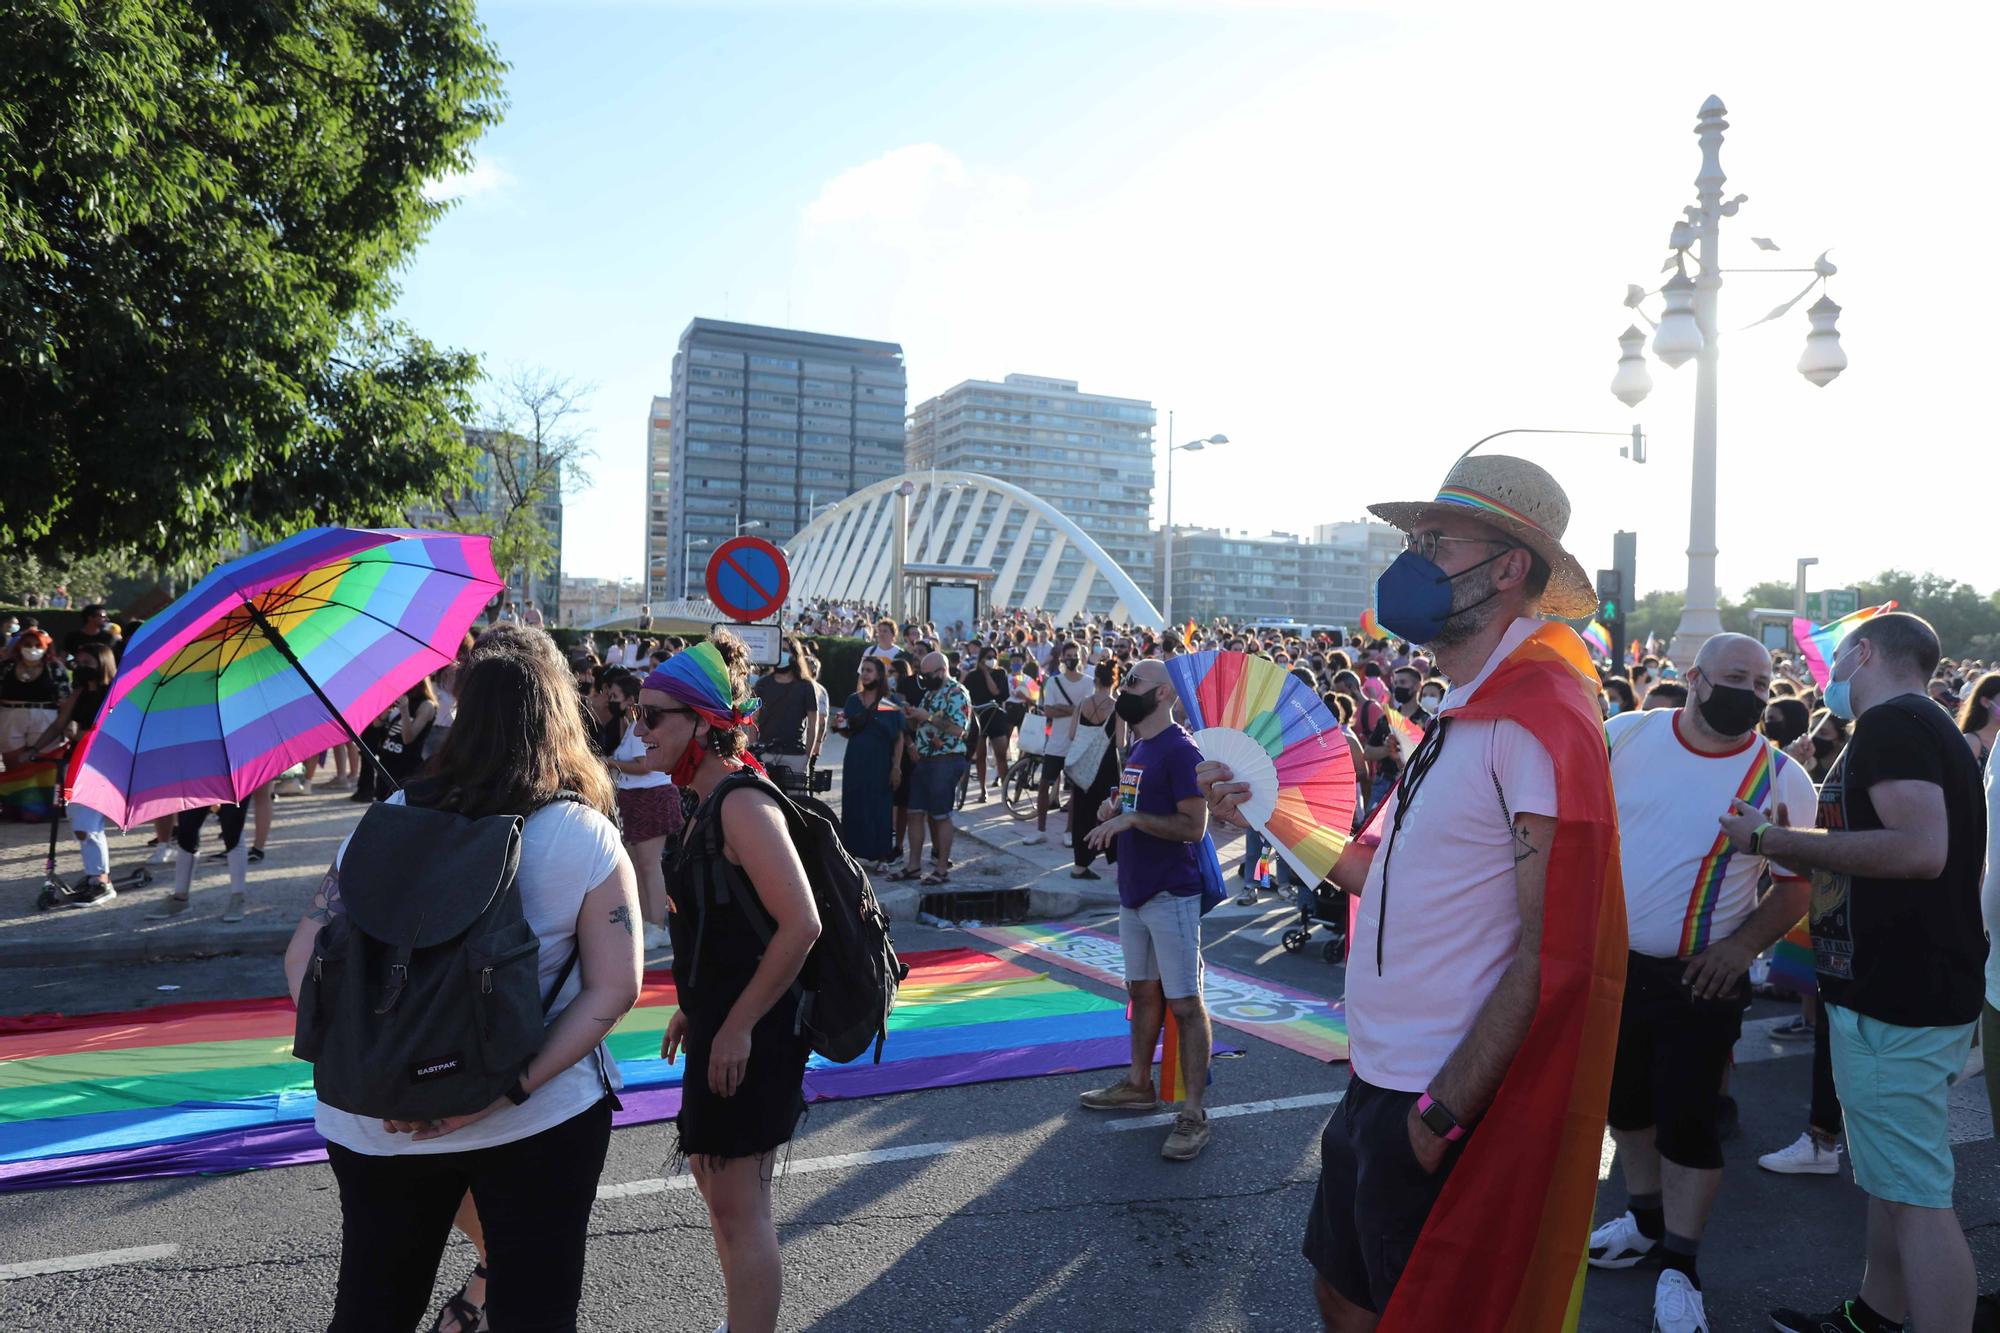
[293,788,585,1119]
[688,771,908,1063]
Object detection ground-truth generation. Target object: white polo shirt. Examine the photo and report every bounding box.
[1606,708,1815,960]
[1347,618,1559,1093]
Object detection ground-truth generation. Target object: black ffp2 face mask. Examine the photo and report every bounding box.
[1696,679,1765,737]
[1115,688,1160,724]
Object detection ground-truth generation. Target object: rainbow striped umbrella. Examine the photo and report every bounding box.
[69,529,501,826]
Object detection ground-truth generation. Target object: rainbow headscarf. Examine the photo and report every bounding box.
[642,641,761,732]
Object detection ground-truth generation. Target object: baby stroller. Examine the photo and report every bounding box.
[1280,881,1348,964]
[33,748,152,911]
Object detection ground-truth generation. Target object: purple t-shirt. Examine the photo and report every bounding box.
[1115,725,1205,908]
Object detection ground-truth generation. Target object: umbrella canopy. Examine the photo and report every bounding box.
[70,529,502,826]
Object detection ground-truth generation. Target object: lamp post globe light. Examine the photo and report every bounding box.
[1608,95,1847,666]
[1160,408,1227,627]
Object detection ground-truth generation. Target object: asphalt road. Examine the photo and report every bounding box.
[2,909,1995,1332]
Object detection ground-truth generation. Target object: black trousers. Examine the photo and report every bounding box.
[1811,987,1843,1135]
[325,1098,613,1332]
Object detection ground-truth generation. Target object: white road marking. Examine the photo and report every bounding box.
[1104,1091,1344,1132]
[0,1243,180,1282]
[596,1140,961,1199]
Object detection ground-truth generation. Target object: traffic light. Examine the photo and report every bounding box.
[1596,568,1626,626]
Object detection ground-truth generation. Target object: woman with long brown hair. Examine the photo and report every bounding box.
[283,622,641,1333]
[645,632,821,1333]
[1957,670,2000,768]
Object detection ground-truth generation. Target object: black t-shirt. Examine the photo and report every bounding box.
[752,674,817,755]
[1810,693,1988,1027]
[963,666,1007,709]
[62,628,114,659]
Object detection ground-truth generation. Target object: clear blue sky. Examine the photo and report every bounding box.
[394,2,1999,601]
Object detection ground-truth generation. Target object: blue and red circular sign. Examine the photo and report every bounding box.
[705,536,790,623]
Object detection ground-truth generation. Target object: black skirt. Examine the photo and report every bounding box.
[674,1001,811,1164]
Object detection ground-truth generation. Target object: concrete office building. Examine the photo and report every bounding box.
[1156,519,1402,629]
[666,319,906,599]
[644,396,672,604]
[906,374,1155,617]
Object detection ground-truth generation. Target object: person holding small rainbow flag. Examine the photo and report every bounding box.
[1204,453,1627,1331]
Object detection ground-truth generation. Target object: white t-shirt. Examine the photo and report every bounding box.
[315,794,627,1155]
[1040,671,1088,757]
[1347,619,1560,1093]
[612,720,669,790]
[1607,708,1815,959]
[1984,755,2000,1011]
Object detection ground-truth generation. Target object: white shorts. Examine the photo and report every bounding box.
[1118,891,1205,1000]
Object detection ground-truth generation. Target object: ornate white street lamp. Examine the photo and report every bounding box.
[1608,95,1847,665]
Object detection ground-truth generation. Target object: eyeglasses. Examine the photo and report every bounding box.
[1401,531,1517,564]
[636,704,692,728]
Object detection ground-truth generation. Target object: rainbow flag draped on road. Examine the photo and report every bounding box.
[0,948,1135,1193]
[1792,601,1897,688]
[1379,622,1627,1333]
[1580,619,1611,661]
[0,759,59,823]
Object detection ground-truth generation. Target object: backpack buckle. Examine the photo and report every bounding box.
[374,962,409,1015]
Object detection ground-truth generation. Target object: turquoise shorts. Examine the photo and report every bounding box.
[1825,1003,1976,1209]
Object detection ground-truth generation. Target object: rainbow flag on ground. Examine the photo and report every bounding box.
[1793,601,1897,688]
[1580,619,1612,661]
[0,948,1136,1193]
[0,759,59,823]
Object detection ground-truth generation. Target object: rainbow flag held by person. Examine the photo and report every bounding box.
[1628,637,1643,666]
[1358,608,1390,642]
[0,948,1143,1193]
[0,760,59,823]
[1793,601,1897,688]
[1252,848,1277,888]
[1768,920,1816,997]
[1580,620,1612,661]
[1378,621,1627,1333]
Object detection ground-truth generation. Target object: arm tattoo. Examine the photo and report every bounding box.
[306,865,343,923]
[608,905,634,937]
[1512,822,1540,864]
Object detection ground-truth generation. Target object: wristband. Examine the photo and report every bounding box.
[1416,1091,1466,1142]
[1750,821,1775,857]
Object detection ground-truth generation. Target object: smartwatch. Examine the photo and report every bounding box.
[505,1074,532,1106]
[1750,821,1774,857]
[1416,1091,1466,1142]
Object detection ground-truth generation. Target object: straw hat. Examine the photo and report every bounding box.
[1368,454,1597,620]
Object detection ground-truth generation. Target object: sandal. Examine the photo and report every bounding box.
[886,866,923,882]
[429,1263,487,1333]
[921,868,951,886]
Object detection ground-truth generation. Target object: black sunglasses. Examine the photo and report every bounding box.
[636,704,692,728]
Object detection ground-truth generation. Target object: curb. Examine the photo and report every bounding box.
[0,927,297,969]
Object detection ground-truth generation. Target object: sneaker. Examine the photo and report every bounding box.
[1020,832,1046,845]
[146,843,175,866]
[221,891,246,923]
[247,846,265,863]
[1654,1270,1710,1333]
[1061,833,1073,848]
[1235,890,1261,906]
[1069,867,1101,880]
[65,879,117,908]
[145,896,190,921]
[1160,1112,1212,1161]
[642,922,670,952]
[1758,1133,1843,1176]
[1078,1080,1159,1112]
[1769,1299,1897,1333]
[1587,1211,1657,1270]
[1770,1015,1814,1041]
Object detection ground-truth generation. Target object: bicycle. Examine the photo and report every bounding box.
[1002,753,1043,820]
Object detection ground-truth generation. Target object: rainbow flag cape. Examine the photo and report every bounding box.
[1380,621,1627,1333]
[0,759,59,823]
[1580,619,1611,661]
[0,948,1134,1193]
[1792,601,1896,688]
[1358,608,1390,642]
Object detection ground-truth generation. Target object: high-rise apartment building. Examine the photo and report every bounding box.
[906,374,1155,616]
[667,319,906,599]
[1156,520,1402,629]
[644,396,672,604]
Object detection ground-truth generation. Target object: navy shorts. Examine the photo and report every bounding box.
[908,754,968,819]
[1301,1075,1462,1313]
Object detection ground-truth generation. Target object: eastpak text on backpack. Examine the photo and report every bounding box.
[690,772,907,1063]
[293,791,582,1120]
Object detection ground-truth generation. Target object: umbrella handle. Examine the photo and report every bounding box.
[241,599,402,795]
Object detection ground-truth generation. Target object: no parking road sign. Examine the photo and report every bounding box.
[705,536,790,623]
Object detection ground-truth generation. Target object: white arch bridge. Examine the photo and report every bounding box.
[784,471,1164,628]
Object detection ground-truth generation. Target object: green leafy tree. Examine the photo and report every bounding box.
[0,0,506,566]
